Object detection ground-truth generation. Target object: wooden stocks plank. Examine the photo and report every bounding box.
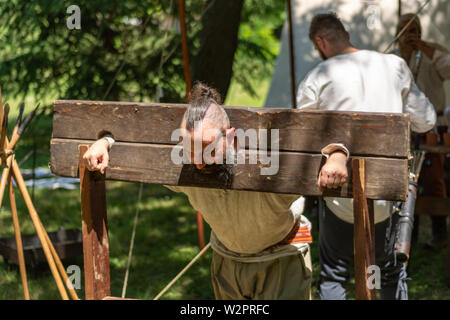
[79,146,110,299]
[51,139,408,200]
[52,100,410,158]
[352,159,376,300]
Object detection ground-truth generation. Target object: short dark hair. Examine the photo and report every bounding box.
[309,12,348,43]
[183,82,226,131]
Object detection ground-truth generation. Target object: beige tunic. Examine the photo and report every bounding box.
[166,186,309,261]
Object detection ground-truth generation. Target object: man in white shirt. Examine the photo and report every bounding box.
[296,12,436,300]
[82,82,350,300]
[393,13,450,249]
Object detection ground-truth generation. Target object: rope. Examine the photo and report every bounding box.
[153,242,211,300]
[121,182,144,298]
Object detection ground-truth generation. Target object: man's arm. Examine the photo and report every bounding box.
[295,71,319,110]
[431,47,450,80]
[412,40,450,80]
[399,59,436,133]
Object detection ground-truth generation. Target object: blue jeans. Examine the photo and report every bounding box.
[318,203,408,300]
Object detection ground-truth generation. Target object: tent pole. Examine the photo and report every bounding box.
[286,0,297,108]
[177,0,206,250]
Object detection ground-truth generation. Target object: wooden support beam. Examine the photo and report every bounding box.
[52,100,411,159]
[79,145,111,300]
[51,139,409,200]
[352,158,376,300]
[51,100,412,299]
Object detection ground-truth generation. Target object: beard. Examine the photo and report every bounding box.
[199,163,234,189]
[318,47,328,60]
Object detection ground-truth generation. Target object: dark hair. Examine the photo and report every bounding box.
[309,12,348,43]
[183,82,226,131]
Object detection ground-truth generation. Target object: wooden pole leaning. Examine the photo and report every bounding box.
[177,0,206,250]
[10,156,79,299]
[8,173,30,299]
[0,92,30,299]
[10,157,69,300]
[0,97,77,299]
[352,158,376,300]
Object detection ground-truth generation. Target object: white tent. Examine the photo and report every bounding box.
[264,0,450,109]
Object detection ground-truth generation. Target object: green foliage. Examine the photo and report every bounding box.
[0,0,285,103]
[0,0,202,102]
[233,0,286,97]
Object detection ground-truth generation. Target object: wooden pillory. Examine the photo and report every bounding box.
[50,100,412,300]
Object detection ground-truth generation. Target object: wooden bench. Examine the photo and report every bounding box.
[50,100,411,299]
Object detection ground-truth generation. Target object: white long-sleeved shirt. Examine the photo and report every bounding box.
[296,49,436,224]
[394,42,450,126]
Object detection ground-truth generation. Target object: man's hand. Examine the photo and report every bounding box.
[82,138,110,174]
[405,37,435,59]
[317,151,348,192]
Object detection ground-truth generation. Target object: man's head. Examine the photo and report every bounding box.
[396,13,422,51]
[181,82,236,170]
[309,12,350,60]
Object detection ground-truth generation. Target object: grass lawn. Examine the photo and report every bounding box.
[0,181,448,300]
[0,78,449,300]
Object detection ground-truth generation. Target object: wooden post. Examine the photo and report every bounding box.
[79,145,111,300]
[177,0,205,249]
[352,158,376,300]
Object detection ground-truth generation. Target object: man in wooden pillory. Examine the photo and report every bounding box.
[82,82,351,300]
[295,12,436,300]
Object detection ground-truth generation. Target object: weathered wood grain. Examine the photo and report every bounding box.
[50,138,408,200]
[352,159,376,300]
[79,146,110,300]
[52,100,410,158]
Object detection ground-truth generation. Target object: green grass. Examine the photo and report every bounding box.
[0,182,215,300]
[0,182,448,300]
[224,77,270,107]
[305,210,450,300]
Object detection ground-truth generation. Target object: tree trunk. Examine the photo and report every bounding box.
[192,0,244,100]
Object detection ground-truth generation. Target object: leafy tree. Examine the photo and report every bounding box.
[0,0,285,103]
